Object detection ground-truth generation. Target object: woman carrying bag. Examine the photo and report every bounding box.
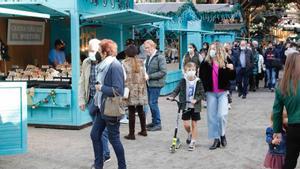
[91,39,126,169]
[122,45,148,140]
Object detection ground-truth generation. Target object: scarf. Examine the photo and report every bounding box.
[94,56,116,109]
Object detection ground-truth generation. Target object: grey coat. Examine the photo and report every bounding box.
[145,51,167,88]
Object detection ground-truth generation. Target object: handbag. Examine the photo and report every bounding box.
[103,88,125,117]
[270,58,283,70]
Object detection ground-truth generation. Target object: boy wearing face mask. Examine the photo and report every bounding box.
[168,62,204,151]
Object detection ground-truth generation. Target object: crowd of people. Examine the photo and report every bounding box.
[78,37,300,169]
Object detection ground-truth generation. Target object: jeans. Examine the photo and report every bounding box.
[147,87,161,126]
[236,68,249,96]
[90,113,126,169]
[206,92,228,139]
[266,68,276,89]
[87,99,110,159]
[284,124,300,169]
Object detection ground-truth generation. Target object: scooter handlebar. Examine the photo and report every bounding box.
[166,97,191,104]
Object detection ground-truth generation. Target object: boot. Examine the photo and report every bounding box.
[137,109,147,137]
[221,135,227,147]
[124,108,136,140]
[209,139,220,150]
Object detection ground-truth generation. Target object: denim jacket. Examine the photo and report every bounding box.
[265,127,286,155]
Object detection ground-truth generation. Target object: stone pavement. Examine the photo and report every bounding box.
[0,89,300,169]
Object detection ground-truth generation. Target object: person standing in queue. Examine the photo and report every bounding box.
[48,39,66,67]
[144,40,167,132]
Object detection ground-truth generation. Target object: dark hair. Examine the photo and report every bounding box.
[55,39,64,47]
[126,39,135,46]
[125,45,138,58]
[189,43,198,52]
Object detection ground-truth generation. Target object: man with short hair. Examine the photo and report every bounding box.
[144,40,167,131]
[79,39,111,164]
[232,40,254,99]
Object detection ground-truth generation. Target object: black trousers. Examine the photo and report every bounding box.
[284,124,300,169]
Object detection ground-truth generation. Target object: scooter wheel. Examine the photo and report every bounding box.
[170,145,176,153]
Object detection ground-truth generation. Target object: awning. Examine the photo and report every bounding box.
[82,9,171,26]
[165,28,231,35]
[0,3,68,18]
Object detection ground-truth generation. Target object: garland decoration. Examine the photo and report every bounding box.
[154,2,243,23]
[29,89,57,109]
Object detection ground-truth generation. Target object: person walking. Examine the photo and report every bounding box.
[232,40,253,99]
[144,40,167,131]
[273,52,300,169]
[78,39,111,164]
[91,39,126,169]
[199,42,235,150]
[264,42,280,92]
[122,45,148,140]
[181,43,201,75]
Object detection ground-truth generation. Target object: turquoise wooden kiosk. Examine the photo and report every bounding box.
[0,82,27,155]
[135,2,238,95]
[0,0,169,130]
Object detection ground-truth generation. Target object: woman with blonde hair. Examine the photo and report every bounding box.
[199,42,235,150]
[273,51,300,169]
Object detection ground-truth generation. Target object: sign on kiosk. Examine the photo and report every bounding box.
[7,19,45,45]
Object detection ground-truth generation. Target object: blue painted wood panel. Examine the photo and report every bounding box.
[0,82,27,155]
[160,70,182,96]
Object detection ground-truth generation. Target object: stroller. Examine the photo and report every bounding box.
[166,97,190,153]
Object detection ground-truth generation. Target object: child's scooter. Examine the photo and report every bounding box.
[166,97,190,153]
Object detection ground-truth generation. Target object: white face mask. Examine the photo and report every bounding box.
[240,46,246,50]
[88,51,97,61]
[186,70,196,78]
[210,50,216,58]
[188,48,193,53]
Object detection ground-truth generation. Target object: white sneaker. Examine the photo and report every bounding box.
[188,141,196,151]
[228,104,231,110]
[120,117,129,124]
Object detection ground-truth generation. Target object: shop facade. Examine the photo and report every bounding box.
[0,0,169,155]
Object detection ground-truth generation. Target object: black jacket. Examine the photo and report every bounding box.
[169,78,204,112]
[232,48,254,72]
[199,58,236,92]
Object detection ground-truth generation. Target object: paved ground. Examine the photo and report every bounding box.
[1,88,300,169]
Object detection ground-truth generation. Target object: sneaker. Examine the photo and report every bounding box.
[104,156,111,163]
[271,88,275,92]
[186,133,192,144]
[146,123,154,129]
[188,141,196,151]
[120,117,129,124]
[147,125,162,131]
[203,101,207,108]
[228,104,231,110]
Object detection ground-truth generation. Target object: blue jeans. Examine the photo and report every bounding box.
[266,68,276,89]
[147,87,161,126]
[88,99,110,159]
[206,92,228,139]
[90,113,126,169]
[236,68,249,96]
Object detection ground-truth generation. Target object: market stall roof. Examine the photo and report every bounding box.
[135,3,234,14]
[165,28,231,35]
[135,2,242,22]
[82,9,171,26]
[0,3,68,18]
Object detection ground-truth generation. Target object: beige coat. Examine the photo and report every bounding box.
[79,58,92,105]
[122,58,148,106]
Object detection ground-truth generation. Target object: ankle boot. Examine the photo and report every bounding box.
[138,111,147,137]
[221,135,227,147]
[209,139,220,150]
[124,110,135,140]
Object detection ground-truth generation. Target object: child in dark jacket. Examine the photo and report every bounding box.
[264,111,288,169]
[168,62,205,151]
